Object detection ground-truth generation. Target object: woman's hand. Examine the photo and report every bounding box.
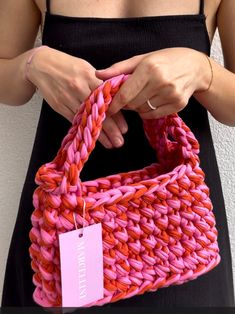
[98,111,128,148]
[95,47,211,119]
[26,46,128,148]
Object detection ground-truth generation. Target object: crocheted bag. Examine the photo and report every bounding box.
[29,73,221,307]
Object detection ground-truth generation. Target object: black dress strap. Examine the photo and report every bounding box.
[46,0,51,14]
[199,0,204,15]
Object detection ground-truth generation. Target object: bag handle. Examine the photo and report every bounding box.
[142,112,200,168]
[35,74,200,195]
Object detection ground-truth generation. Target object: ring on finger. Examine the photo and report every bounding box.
[138,99,157,113]
[147,99,157,110]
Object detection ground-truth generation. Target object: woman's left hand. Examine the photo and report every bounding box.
[95,47,210,119]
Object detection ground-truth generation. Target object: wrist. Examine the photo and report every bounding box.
[194,51,213,94]
[23,45,50,87]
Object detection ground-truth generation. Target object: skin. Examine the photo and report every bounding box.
[0,0,235,150]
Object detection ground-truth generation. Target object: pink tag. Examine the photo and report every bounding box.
[59,222,104,307]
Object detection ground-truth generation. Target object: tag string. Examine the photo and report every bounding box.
[73,199,86,236]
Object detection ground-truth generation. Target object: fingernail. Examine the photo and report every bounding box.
[114,137,123,147]
[105,141,112,149]
[121,126,128,133]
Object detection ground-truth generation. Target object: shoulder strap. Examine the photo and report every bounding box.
[46,0,51,14]
[199,0,204,15]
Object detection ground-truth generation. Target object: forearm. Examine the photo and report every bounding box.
[193,56,235,126]
[0,49,36,106]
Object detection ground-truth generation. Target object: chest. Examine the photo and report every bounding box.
[35,0,221,44]
[37,0,204,17]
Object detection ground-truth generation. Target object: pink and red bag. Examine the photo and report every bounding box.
[29,74,221,307]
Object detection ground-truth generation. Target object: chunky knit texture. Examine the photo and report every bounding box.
[29,74,221,307]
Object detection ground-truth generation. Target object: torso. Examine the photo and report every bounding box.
[34,0,221,44]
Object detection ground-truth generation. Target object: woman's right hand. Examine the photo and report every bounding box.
[26,46,128,149]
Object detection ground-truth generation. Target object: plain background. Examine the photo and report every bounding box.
[0,30,234,301]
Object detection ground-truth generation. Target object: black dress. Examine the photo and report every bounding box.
[1,0,235,307]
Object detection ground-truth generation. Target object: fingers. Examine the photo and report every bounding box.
[102,116,125,147]
[130,81,162,112]
[95,54,146,80]
[125,80,191,118]
[111,111,128,134]
[138,103,183,120]
[106,62,149,116]
[123,83,172,113]
[98,130,113,149]
[98,112,128,148]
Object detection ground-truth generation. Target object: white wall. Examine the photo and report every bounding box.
[0,31,234,302]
